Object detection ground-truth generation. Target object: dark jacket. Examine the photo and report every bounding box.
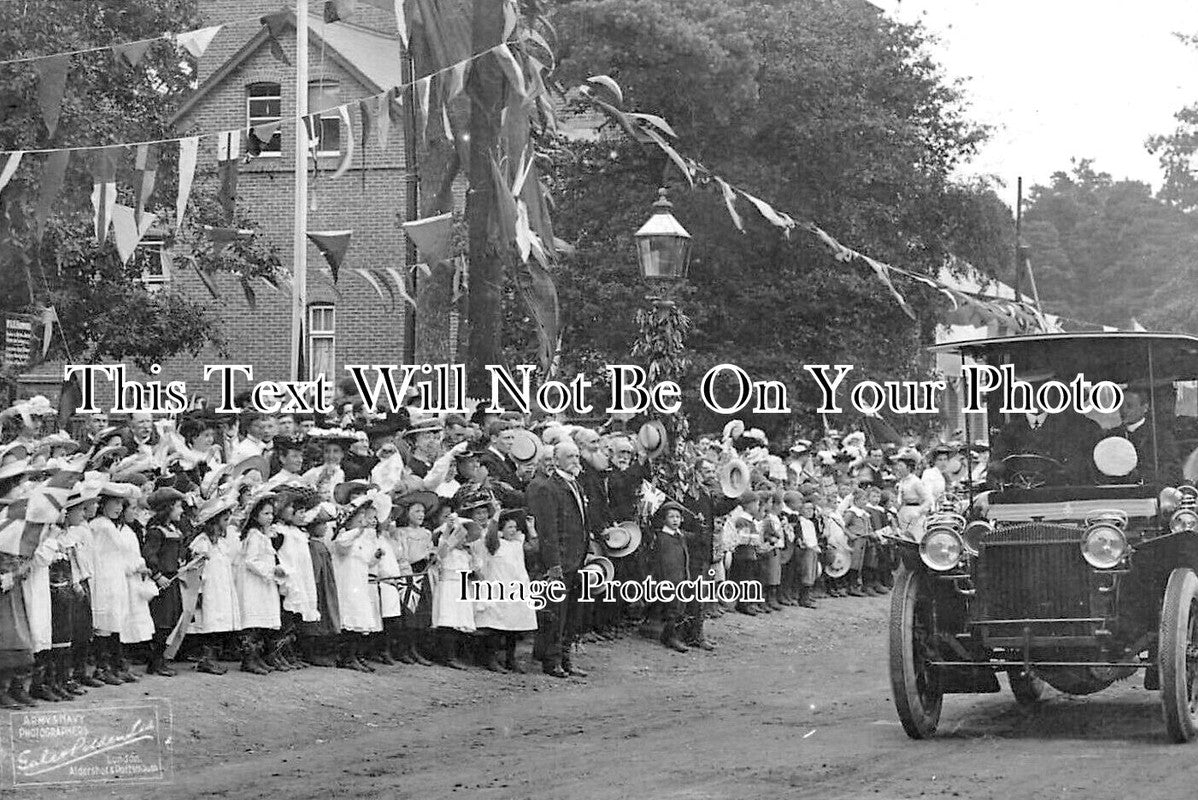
[142,521,184,630]
[479,448,523,491]
[654,526,691,584]
[577,463,611,536]
[607,462,648,522]
[1113,419,1180,484]
[684,487,732,569]
[527,472,590,575]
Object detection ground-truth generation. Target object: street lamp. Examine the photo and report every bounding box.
[634,187,692,288]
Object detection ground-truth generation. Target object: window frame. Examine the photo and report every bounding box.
[307,302,336,384]
[246,81,283,157]
[133,236,169,291]
[308,79,342,157]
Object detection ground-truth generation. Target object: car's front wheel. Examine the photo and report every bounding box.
[1159,567,1198,743]
[889,565,943,739]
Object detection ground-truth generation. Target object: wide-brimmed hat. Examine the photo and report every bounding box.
[718,458,752,498]
[196,493,239,525]
[456,491,495,515]
[41,433,80,454]
[497,507,527,531]
[272,434,307,454]
[0,442,32,464]
[507,428,541,464]
[825,548,851,579]
[146,486,186,512]
[87,444,128,471]
[98,481,141,501]
[889,447,921,467]
[226,456,270,483]
[598,520,642,559]
[638,420,669,460]
[392,490,440,519]
[307,428,358,448]
[580,554,615,584]
[333,480,373,506]
[722,420,745,441]
[403,416,444,438]
[63,475,107,509]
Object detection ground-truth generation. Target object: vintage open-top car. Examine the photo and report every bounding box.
[890,332,1198,742]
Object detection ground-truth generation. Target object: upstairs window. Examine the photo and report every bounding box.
[308,79,342,155]
[307,303,336,383]
[246,82,282,155]
[133,236,168,291]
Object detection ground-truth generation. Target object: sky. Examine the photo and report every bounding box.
[867,0,1198,193]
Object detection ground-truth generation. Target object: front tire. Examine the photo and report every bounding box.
[889,566,943,739]
[1159,567,1198,743]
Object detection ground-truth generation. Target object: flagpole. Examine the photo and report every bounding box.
[290,1,309,383]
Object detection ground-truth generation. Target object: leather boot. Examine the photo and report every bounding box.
[240,635,269,675]
[0,672,20,709]
[767,587,784,611]
[95,639,124,686]
[10,673,38,707]
[799,585,818,609]
[195,643,227,675]
[394,632,416,665]
[57,651,86,695]
[439,631,469,670]
[46,652,74,700]
[263,633,294,671]
[113,641,138,683]
[29,657,61,703]
[409,637,434,666]
[504,638,525,673]
[660,621,690,653]
[147,637,176,677]
[482,636,508,673]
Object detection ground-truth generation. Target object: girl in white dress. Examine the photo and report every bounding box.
[235,494,286,674]
[187,496,242,675]
[369,514,405,665]
[89,483,147,684]
[332,492,387,671]
[473,509,538,673]
[432,496,489,669]
[272,489,320,667]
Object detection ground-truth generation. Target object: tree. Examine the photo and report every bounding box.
[525,0,1011,434]
[0,0,281,375]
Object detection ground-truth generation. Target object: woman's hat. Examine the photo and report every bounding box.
[226,456,270,483]
[41,433,80,454]
[637,420,669,460]
[580,554,615,584]
[598,521,642,559]
[456,491,495,515]
[507,428,541,464]
[308,428,358,447]
[87,444,128,471]
[403,416,444,438]
[146,486,186,512]
[722,420,745,441]
[333,480,373,506]
[393,490,440,518]
[98,481,141,500]
[718,458,752,498]
[497,507,527,531]
[196,493,239,525]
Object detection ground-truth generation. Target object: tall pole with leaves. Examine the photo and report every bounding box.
[633,292,691,497]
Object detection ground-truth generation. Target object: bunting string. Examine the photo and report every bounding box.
[0,41,508,156]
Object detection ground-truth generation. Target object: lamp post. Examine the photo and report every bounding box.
[632,188,693,493]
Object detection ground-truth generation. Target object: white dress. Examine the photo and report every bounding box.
[23,532,57,653]
[432,546,476,632]
[332,526,382,633]
[89,518,154,642]
[302,464,345,503]
[188,530,242,633]
[236,529,282,630]
[473,536,537,632]
[275,523,320,622]
[373,534,404,620]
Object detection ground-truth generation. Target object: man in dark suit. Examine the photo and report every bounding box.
[683,459,729,650]
[1112,389,1180,484]
[988,405,1101,486]
[527,440,591,678]
[478,421,524,492]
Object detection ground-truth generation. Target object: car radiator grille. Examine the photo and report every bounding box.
[975,523,1091,621]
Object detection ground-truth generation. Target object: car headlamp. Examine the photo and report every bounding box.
[920,529,964,572]
[1171,509,1198,534]
[1081,524,1127,569]
[961,520,993,556]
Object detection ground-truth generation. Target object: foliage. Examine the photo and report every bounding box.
[525,0,1012,434]
[0,0,281,372]
[1021,160,1198,331]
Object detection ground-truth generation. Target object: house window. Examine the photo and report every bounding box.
[133,237,168,291]
[307,303,336,383]
[308,79,342,155]
[247,82,282,155]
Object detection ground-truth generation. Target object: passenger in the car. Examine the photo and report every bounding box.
[1111,389,1180,484]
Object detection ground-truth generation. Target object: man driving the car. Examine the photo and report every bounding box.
[1110,388,1180,484]
[988,403,1101,487]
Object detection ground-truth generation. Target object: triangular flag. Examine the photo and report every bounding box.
[444,61,467,104]
[414,262,431,278]
[306,230,352,283]
[133,144,159,225]
[0,151,22,195]
[261,11,292,65]
[386,86,403,130]
[739,189,795,236]
[329,105,354,179]
[114,39,155,68]
[90,146,121,244]
[354,268,394,306]
[1131,318,1147,332]
[35,151,69,242]
[384,266,416,308]
[248,120,282,156]
[176,25,222,59]
[176,136,199,229]
[216,131,240,222]
[394,0,408,48]
[713,176,743,233]
[190,256,220,299]
[415,76,430,143]
[33,55,70,139]
[40,306,57,359]
[112,205,157,265]
[402,212,452,264]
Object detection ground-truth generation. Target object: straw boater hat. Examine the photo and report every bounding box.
[598,520,642,559]
[403,416,444,438]
[196,493,239,526]
[637,420,669,460]
[226,455,270,483]
[506,428,541,464]
[718,458,752,498]
[825,548,851,579]
[41,433,80,455]
[580,553,615,584]
[87,444,128,471]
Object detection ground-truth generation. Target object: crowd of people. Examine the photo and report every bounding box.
[0,387,977,707]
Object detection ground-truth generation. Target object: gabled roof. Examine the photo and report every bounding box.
[171,14,401,126]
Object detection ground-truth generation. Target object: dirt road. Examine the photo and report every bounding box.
[1,597,1192,800]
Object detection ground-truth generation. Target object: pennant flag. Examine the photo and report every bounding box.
[384,266,416,308]
[204,226,253,253]
[739,189,795,236]
[0,151,22,195]
[713,176,743,233]
[860,255,915,320]
[191,256,220,299]
[329,105,354,179]
[386,86,404,130]
[114,39,155,68]
[355,268,394,307]
[402,212,453,264]
[40,306,57,359]
[306,230,352,282]
[261,11,292,65]
[451,255,468,303]
[494,44,526,98]
[176,25,222,59]
[248,120,282,157]
[445,61,468,103]
[133,144,159,225]
[176,136,199,229]
[441,103,452,142]
[1131,318,1148,332]
[33,54,70,139]
[57,374,81,432]
[35,151,69,242]
[415,76,431,143]
[325,0,356,23]
[90,146,121,244]
[112,205,158,265]
[397,573,426,613]
[239,275,257,309]
[415,261,432,278]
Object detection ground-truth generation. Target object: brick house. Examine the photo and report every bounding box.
[19,1,420,407]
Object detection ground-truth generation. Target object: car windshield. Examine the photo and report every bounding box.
[940,334,1198,489]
